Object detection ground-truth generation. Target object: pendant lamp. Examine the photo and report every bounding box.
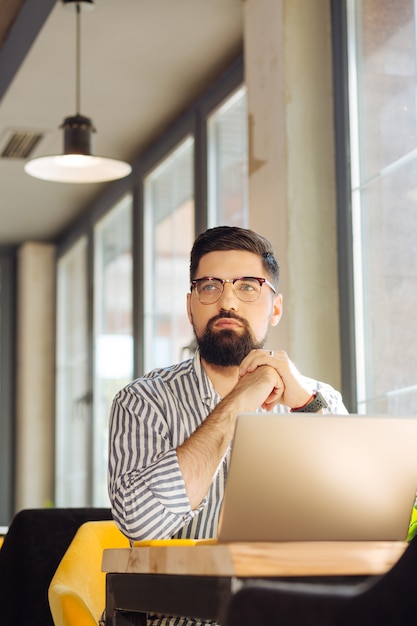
[24,0,132,183]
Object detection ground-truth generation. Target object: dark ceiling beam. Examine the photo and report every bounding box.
[0,0,56,103]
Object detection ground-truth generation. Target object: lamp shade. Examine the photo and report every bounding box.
[24,114,132,183]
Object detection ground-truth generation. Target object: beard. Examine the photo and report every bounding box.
[194,311,265,366]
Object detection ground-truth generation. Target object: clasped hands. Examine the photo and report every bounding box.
[236,349,313,411]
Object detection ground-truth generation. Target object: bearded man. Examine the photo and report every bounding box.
[107,226,347,626]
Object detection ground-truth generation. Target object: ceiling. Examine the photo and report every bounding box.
[0,0,243,247]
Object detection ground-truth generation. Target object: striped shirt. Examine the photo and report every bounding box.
[108,350,347,626]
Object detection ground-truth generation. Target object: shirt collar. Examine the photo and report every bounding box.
[192,348,221,408]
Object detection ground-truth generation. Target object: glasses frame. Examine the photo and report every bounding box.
[190,276,276,304]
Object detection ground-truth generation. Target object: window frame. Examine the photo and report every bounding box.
[331,0,358,412]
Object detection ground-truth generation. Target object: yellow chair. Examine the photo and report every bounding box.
[48,520,130,626]
[0,525,7,549]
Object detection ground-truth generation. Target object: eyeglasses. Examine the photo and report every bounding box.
[191,276,276,304]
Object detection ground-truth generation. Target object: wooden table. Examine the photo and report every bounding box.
[102,541,407,625]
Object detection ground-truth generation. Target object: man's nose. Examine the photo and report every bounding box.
[218,282,239,310]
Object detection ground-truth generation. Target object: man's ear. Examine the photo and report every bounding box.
[270,293,283,327]
[186,292,193,324]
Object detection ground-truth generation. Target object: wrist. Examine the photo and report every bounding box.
[291,391,328,413]
[290,393,315,412]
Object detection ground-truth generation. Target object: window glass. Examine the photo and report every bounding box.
[207,86,248,227]
[55,236,89,505]
[351,0,417,182]
[93,194,133,505]
[144,137,195,372]
[347,0,417,413]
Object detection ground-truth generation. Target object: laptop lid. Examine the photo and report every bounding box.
[217,413,417,542]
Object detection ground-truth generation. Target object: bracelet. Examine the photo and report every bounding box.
[290,393,315,412]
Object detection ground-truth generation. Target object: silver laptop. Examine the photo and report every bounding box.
[217,413,417,542]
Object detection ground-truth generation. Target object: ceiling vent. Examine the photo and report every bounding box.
[0,129,45,159]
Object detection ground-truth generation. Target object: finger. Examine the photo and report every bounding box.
[261,396,282,411]
[239,349,277,376]
[261,382,284,411]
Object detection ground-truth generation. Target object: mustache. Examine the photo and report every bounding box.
[207,311,249,328]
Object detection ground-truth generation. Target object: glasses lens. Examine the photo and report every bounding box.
[196,278,223,303]
[234,278,261,301]
[194,277,263,303]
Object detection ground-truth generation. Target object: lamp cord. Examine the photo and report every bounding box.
[75,2,81,115]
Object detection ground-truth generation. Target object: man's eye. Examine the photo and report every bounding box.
[237,280,258,292]
[201,281,220,292]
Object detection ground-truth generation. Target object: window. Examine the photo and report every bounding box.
[93,194,133,505]
[55,236,89,505]
[207,85,249,226]
[338,0,417,413]
[141,81,248,375]
[144,138,195,372]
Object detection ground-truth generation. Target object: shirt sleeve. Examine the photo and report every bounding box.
[108,382,204,542]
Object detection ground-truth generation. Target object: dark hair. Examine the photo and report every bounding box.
[190,226,279,287]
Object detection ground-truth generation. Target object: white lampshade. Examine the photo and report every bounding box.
[25,114,131,183]
[24,154,132,184]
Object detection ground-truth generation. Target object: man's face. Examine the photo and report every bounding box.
[186,250,282,366]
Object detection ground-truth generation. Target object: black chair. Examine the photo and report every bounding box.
[226,538,417,626]
[0,507,113,626]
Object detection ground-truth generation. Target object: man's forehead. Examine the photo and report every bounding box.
[197,249,264,275]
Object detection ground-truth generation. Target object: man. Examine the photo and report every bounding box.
[108,225,347,542]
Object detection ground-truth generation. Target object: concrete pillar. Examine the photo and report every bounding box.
[243,0,342,389]
[15,242,56,511]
